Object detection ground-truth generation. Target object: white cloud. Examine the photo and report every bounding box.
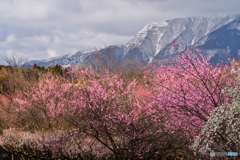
[47,49,58,58]
[0,0,240,64]
[0,0,50,21]
[4,34,17,44]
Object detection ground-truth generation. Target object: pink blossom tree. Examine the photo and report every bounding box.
[9,53,231,159]
[12,70,186,159]
[13,74,82,130]
[150,54,233,136]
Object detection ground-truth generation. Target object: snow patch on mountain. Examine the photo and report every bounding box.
[24,15,240,69]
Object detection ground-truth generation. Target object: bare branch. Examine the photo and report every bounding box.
[2,55,27,67]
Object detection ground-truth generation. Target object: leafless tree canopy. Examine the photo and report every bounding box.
[2,55,27,67]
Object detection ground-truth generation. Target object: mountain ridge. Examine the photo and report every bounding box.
[24,15,240,69]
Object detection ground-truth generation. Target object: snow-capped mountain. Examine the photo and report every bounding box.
[24,15,240,69]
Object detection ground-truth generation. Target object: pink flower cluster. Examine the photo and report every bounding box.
[9,53,234,158]
[150,54,233,136]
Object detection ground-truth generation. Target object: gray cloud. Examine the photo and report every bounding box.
[0,0,240,64]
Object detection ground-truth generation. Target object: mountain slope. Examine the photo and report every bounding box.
[24,15,240,69]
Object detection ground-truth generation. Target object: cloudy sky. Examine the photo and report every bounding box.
[0,0,240,64]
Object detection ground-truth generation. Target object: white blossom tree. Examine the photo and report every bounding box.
[193,86,240,155]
